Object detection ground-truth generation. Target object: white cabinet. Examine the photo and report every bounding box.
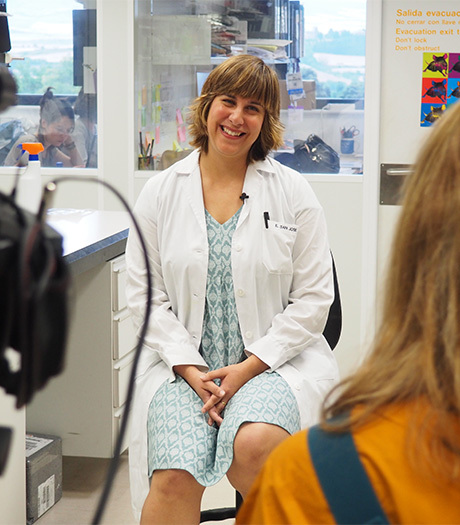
[26,254,135,458]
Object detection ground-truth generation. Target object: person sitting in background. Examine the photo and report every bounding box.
[236,100,460,524]
[63,88,97,167]
[4,87,83,167]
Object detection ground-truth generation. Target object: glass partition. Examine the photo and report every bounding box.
[0,0,98,168]
[134,0,366,175]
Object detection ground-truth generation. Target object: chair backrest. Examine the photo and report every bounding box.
[322,253,342,350]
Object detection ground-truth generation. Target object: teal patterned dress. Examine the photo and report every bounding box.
[147,207,300,485]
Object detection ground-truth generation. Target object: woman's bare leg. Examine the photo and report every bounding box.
[140,469,205,525]
[226,422,290,497]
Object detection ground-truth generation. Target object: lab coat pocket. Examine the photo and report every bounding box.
[262,220,298,274]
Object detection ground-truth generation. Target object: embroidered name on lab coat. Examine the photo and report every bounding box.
[272,221,298,233]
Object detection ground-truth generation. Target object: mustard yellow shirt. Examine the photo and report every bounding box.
[237,402,460,524]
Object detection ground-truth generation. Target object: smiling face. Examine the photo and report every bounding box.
[41,116,74,147]
[206,94,265,163]
[189,55,284,163]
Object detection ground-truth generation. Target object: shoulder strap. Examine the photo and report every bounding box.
[308,422,389,524]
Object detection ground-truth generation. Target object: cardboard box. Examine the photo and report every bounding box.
[279,80,316,110]
[26,433,62,524]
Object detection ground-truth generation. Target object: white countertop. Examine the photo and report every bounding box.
[46,208,130,274]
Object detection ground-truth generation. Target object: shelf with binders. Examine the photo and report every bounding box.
[134,0,307,179]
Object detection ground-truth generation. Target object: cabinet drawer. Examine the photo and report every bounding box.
[113,352,135,409]
[114,405,130,453]
[113,310,136,360]
[112,259,128,312]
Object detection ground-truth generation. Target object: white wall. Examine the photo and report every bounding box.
[308,176,363,377]
[0,396,26,524]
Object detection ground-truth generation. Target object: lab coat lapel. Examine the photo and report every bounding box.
[183,156,206,234]
[237,162,265,227]
[178,153,270,231]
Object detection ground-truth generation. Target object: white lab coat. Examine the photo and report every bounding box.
[125,150,340,521]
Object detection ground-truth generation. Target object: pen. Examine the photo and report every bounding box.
[264,211,270,229]
[139,131,144,156]
[149,138,154,167]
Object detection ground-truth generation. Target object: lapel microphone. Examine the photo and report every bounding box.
[240,193,249,202]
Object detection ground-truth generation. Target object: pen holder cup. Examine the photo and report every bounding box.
[340,138,355,155]
[138,156,154,170]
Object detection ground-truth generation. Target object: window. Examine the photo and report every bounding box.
[134,0,366,175]
[300,0,366,102]
[280,0,366,174]
[0,0,98,168]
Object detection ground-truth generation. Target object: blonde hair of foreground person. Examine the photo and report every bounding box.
[322,100,460,477]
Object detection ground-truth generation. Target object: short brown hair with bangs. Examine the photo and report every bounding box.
[188,55,284,163]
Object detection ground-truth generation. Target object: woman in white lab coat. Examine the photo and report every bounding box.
[125,55,339,524]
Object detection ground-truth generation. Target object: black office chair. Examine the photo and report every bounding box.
[322,253,342,351]
[200,491,243,523]
[200,252,342,523]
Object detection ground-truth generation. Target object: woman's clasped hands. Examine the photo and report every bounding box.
[174,356,269,426]
[200,365,242,426]
[200,357,270,426]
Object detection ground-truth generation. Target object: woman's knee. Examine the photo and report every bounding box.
[150,469,204,501]
[233,422,289,466]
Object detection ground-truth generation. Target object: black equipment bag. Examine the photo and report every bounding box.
[0,191,69,408]
[275,134,340,174]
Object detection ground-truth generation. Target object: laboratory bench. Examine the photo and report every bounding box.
[46,208,130,275]
[26,209,135,458]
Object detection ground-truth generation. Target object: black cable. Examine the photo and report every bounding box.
[41,176,152,524]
